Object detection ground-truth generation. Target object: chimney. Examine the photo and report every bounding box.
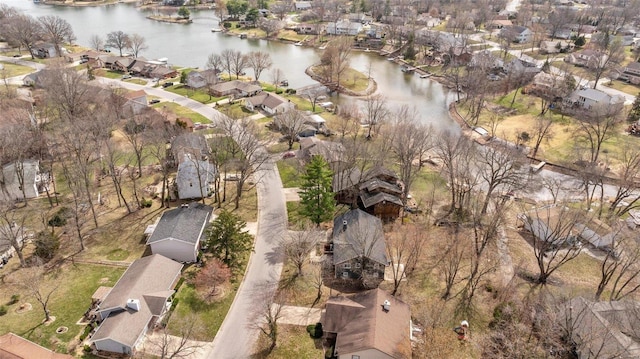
[126,298,140,312]
[342,220,348,231]
[383,300,391,312]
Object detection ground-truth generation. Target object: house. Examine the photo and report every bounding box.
[122,89,148,116]
[323,288,412,359]
[565,49,608,68]
[564,297,640,359]
[539,40,575,54]
[31,42,64,58]
[185,69,219,89]
[500,25,532,43]
[170,133,211,167]
[0,332,74,359]
[210,80,262,98]
[244,92,294,115]
[0,160,51,202]
[176,153,217,200]
[294,1,312,11]
[146,202,213,262]
[327,20,363,36]
[563,88,624,110]
[91,254,183,355]
[299,137,347,171]
[518,206,616,251]
[330,209,388,286]
[619,62,640,85]
[486,19,513,29]
[296,23,325,35]
[333,166,404,222]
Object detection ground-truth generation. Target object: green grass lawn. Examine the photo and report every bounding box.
[0,264,125,354]
[253,325,323,358]
[165,84,224,104]
[95,69,125,79]
[152,101,212,124]
[604,80,640,96]
[276,30,307,42]
[276,159,302,187]
[1,61,36,77]
[286,201,305,227]
[124,78,147,85]
[168,281,238,341]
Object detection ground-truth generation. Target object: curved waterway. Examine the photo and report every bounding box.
[5,0,458,130]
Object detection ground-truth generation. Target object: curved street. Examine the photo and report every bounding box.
[93,77,288,358]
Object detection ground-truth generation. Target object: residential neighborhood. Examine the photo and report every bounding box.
[1,0,640,357]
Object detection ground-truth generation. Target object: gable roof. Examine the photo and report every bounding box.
[324,288,412,358]
[567,297,640,358]
[0,333,73,359]
[212,80,262,94]
[92,254,183,348]
[171,133,210,161]
[247,92,289,110]
[146,202,213,245]
[332,209,387,265]
[124,89,147,100]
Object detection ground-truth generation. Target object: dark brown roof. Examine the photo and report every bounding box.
[324,289,412,358]
[0,333,73,359]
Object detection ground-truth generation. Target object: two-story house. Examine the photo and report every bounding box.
[619,62,640,85]
[500,25,532,43]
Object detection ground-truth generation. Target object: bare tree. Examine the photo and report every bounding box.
[206,53,224,74]
[300,87,326,113]
[595,227,640,301]
[282,223,320,277]
[575,104,623,164]
[128,33,148,58]
[145,314,205,359]
[1,14,43,59]
[245,51,272,81]
[608,145,640,217]
[362,94,390,139]
[385,107,433,199]
[0,201,27,267]
[318,37,351,91]
[275,109,307,150]
[194,258,231,302]
[438,227,466,300]
[106,30,131,57]
[219,116,270,209]
[589,31,625,89]
[226,49,247,79]
[387,222,428,295]
[122,113,153,178]
[335,104,362,139]
[13,264,59,323]
[477,144,527,215]
[38,15,75,57]
[530,115,554,158]
[252,283,285,354]
[270,68,284,94]
[257,18,284,38]
[518,205,585,285]
[89,34,104,51]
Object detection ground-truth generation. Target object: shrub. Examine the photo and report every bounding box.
[306,322,323,338]
[34,231,60,261]
[223,22,232,28]
[140,198,153,208]
[0,306,7,316]
[83,345,92,353]
[9,294,19,305]
[285,88,296,94]
[79,325,93,341]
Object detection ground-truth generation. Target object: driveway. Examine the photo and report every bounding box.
[98,78,288,358]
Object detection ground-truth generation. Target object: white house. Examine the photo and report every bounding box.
[0,160,51,202]
[91,254,183,355]
[500,25,532,43]
[327,19,363,36]
[176,153,217,200]
[244,92,294,115]
[563,88,625,110]
[122,90,148,116]
[145,203,213,263]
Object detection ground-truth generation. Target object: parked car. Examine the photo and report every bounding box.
[162,82,173,88]
[122,74,132,79]
[282,151,295,159]
[149,99,161,104]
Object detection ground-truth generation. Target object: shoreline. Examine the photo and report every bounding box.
[305,65,377,97]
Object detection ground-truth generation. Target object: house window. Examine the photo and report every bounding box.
[352,356,360,359]
[355,262,361,268]
[343,263,351,269]
[342,271,349,278]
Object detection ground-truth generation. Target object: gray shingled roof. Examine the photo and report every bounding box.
[332,209,387,265]
[324,288,412,358]
[146,203,213,245]
[92,254,183,348]
[360,192,404,208]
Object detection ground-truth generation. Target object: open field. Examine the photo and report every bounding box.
[0,61,35,77]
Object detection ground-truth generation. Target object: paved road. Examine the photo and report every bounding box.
[94,77,288,358]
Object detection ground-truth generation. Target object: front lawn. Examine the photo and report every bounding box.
[276,159,302,188]
[604,80,640,96]
[253,325,323,358]
[0,61,35,77]
[152,101,212,124]
[94,69,125,79]
[0,264,125,354]
[164,84,224,104]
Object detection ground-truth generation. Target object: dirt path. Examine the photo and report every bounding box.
[496,225,515,287]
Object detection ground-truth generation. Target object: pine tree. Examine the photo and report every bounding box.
[299,156,335,226]
[628,92,640,123]
[205,210,253,271]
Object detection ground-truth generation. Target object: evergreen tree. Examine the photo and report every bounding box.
[628,93,640,123]
[299,155,335,226]
[205,210,253,271]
